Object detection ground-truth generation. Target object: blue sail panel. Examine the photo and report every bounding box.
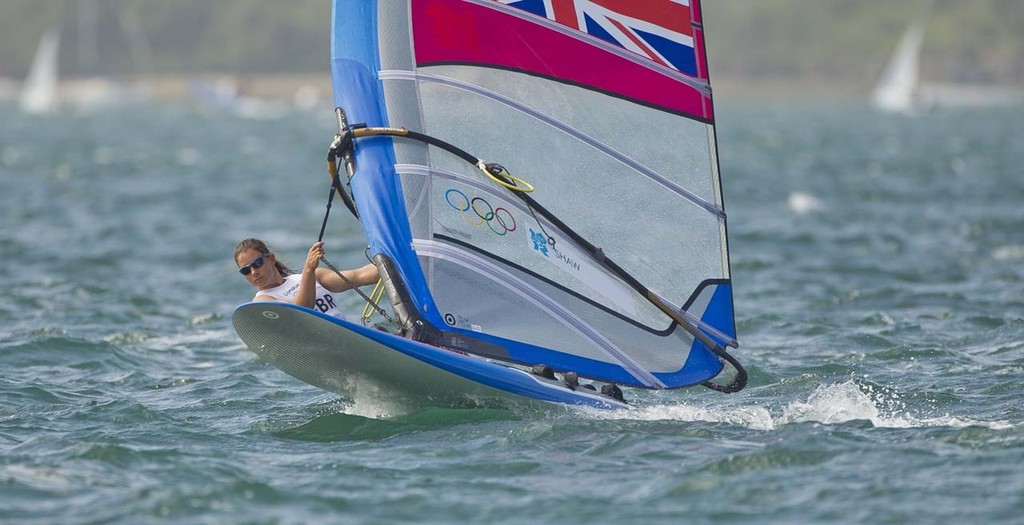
[329,0,441,327]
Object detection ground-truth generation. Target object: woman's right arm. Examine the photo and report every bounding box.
[292,242,325,309]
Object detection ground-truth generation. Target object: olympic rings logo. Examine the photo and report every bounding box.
[444,188,517,236]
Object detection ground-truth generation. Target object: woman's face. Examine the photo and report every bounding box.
[236,248,279,290]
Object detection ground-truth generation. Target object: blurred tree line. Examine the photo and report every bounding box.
[0,0,329,77]
[705,0,1024,87]
[1,0,1021,85]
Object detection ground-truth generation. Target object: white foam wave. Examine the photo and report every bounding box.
[781,381,1013,430]
[781,381,899,426]
[586,381,1012,431]
[588,402,776,431]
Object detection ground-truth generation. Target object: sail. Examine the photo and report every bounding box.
[872,0,935,114]
[20,27,60,114]
[330,0,739,389]
[872,20,925,113]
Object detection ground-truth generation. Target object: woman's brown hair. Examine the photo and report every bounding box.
[234,238,293,275]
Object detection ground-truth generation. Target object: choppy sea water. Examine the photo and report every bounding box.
[1,101,1022,524]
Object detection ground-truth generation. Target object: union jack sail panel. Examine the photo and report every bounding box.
[494,0,700,76]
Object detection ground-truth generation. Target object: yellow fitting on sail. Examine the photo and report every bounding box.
[478,162,534,193]
[361,279,387,322]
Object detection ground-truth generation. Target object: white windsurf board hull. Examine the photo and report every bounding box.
[233,302,629,411]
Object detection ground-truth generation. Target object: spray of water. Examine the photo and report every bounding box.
[586,380,1012,431]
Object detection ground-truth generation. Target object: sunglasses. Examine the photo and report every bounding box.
[238,253,270,276]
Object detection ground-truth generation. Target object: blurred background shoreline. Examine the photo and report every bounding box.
[1,0,1022,109]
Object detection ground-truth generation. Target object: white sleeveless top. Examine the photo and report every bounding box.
[254,273,350,321]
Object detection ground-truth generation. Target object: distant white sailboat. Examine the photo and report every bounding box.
[19,27,61,114]
[872,19,925,114]
[20,1,152,114]
[873,2,1023,112]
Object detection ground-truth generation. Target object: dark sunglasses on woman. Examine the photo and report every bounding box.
[238,253,269,276]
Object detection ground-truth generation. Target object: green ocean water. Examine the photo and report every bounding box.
[1,101,1022,524]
